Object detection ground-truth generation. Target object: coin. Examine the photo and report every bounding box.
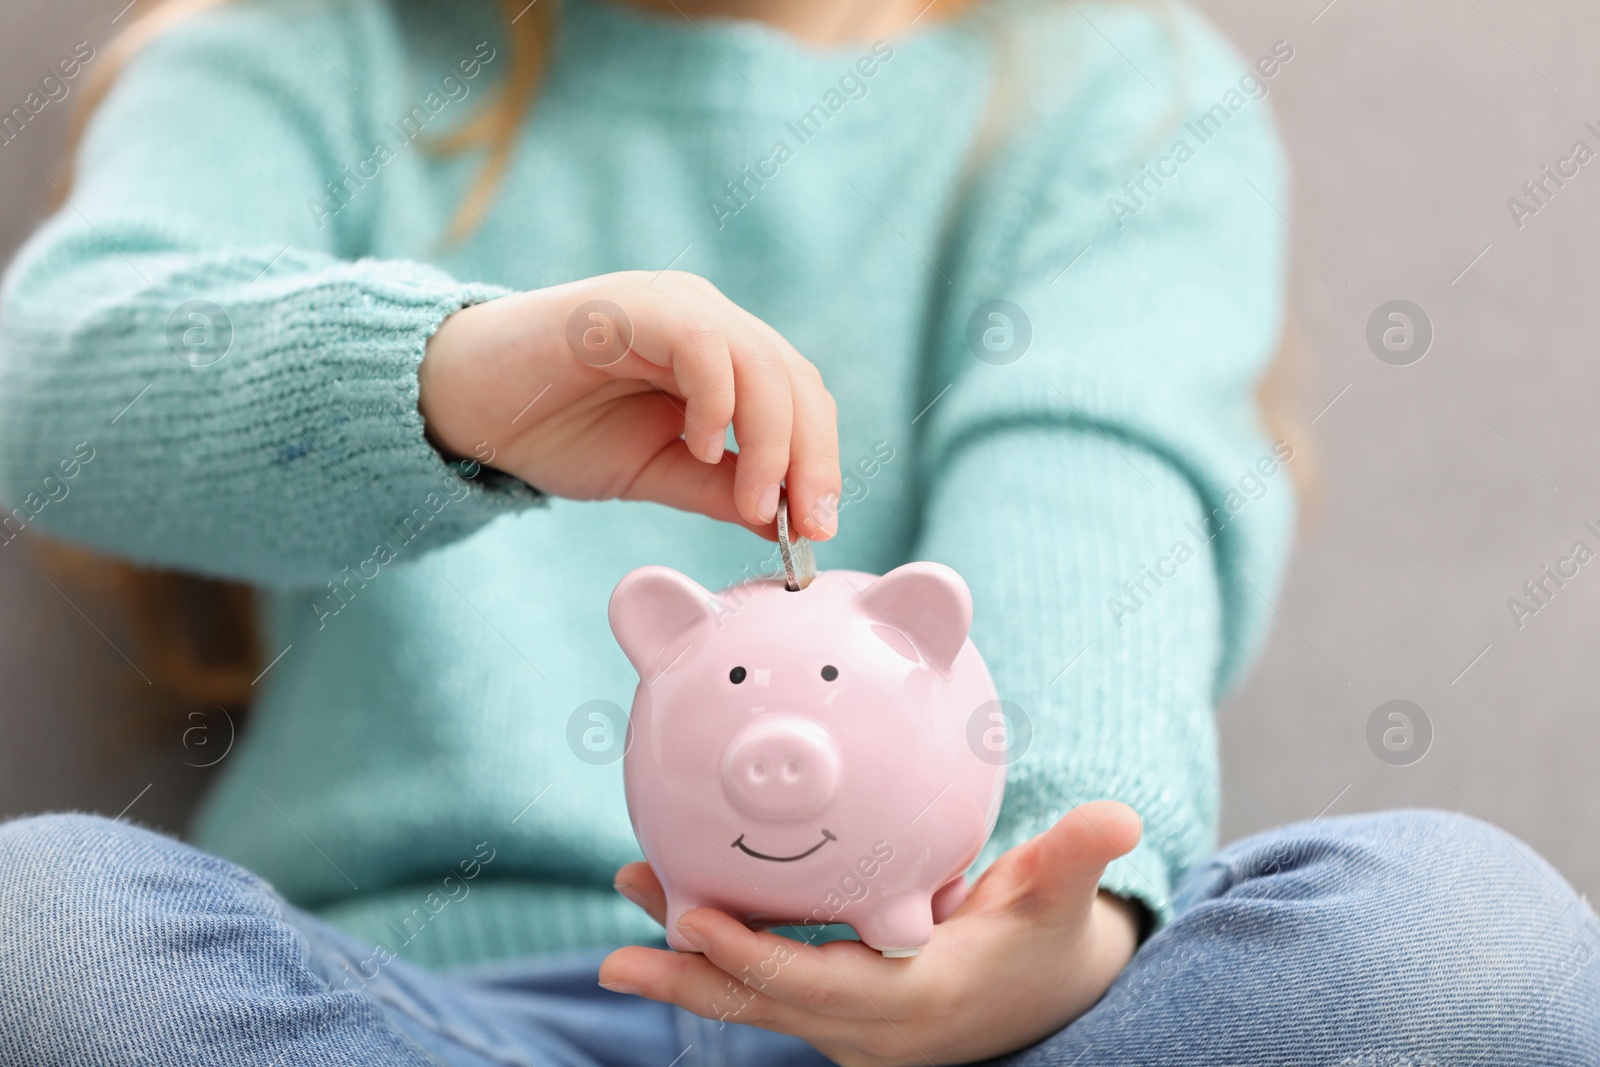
[776,497,817,592]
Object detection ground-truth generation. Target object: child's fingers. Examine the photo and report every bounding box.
[729,309,841,541]
[724,324,795,527]
[665,325,735,464]
[617,283,792,527]
[671,907,921,1021]
[595,277,797,528]
[783,358,842,541]
[564,275,831,534]
[613,862,668,927]
[598,945,868,1047]
[571,283,737,470]
[615,433,763,534]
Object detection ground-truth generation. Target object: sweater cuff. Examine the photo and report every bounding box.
[326,269,539,523]
[221,263,547,580]
[1,249,545,584]
[397,283,546,513]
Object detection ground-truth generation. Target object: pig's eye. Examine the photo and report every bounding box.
[729,666,747,684]
[821,665,839,681]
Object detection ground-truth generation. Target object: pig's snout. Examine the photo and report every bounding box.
[721,716,841,820]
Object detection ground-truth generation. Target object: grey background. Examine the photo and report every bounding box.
[1,0,1595,898]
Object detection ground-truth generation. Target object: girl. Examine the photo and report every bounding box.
[0,0,1594,1063]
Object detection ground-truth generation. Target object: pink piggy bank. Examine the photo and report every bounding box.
[608,562,1006,957]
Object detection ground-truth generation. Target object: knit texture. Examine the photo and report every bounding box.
[0,0,1291,968]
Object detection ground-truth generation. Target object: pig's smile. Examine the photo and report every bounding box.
[731,828,836,862]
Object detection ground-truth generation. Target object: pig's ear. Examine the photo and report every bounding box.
[863,562,972,669]
[609,566,720,676]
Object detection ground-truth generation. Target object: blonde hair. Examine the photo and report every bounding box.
[65,0,549,239]
[43,0,1307,710]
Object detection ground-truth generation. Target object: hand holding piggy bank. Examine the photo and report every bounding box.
[608,562,1006,957]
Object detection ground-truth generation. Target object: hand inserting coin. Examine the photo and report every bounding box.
[775,496,817,591]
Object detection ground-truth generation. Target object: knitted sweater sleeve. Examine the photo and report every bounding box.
[0,2,535,587]
[915,9,1295,924]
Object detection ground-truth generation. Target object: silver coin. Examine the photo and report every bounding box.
[776,498,817,592]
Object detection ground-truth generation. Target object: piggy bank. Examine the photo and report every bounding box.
[608,562,1006,957]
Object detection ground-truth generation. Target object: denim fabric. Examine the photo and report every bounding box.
[1,809,1595,1066]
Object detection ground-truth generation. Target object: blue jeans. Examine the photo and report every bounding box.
[1,810,1596,1066]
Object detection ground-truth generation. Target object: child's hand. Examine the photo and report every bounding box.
[600,801,1143,1066]
[419,272,841,540]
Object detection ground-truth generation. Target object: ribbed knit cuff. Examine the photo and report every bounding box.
[0,249,543,584]
[290,264,544,539]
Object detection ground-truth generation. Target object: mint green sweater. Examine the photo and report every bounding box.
[0,0,1291,969]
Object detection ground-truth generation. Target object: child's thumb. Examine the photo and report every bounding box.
[1015,800,1142,910]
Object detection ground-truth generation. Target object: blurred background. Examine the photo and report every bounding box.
[1,0,1596,899]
